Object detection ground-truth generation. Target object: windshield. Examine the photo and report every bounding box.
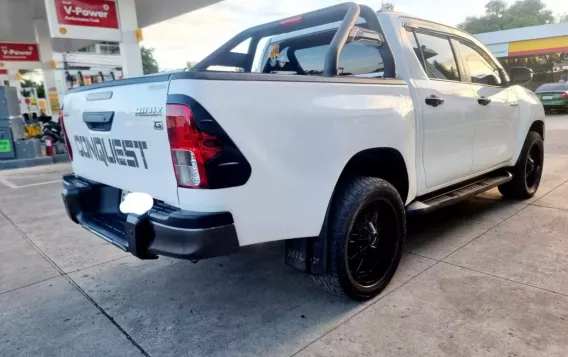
[536,83,568,92]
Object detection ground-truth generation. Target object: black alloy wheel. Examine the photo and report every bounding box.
[346,198,398,289]
[498,131,544,199]
[525,142,542,192]
[313,176,405,300]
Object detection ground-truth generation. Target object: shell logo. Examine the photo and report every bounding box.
[59,27,67,35]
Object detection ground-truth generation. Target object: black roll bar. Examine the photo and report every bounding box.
[323,4,360,77]
[193,3,395,78]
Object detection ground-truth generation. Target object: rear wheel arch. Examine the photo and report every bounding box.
[335,148,409,203]
[284,148,409,277]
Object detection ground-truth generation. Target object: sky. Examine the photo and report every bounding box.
[142,0,568,70]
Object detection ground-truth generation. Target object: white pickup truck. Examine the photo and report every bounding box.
[61,3,545,300]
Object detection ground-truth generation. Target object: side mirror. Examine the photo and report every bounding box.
[348,26,383,47]
[509,67,533,85]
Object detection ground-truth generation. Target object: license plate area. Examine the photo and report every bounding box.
[542,95,554,100]
[120,190,132,203]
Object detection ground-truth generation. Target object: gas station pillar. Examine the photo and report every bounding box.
[118,0,144,78]
[7,71,22,97]
[34,19,60,115]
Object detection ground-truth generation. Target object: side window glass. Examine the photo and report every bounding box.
[458,42,502,86]
[414,32,460,81]
[293,42,385,77]
[405,29,425,69]
[338,42,385,77]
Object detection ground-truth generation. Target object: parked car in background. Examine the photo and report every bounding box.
[536,82,568,113]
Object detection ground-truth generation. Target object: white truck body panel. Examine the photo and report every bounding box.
[64,81,180,206]
[169,79,415,245]
[383,13,544,195]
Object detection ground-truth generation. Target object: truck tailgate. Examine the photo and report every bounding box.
[63,79,179,205]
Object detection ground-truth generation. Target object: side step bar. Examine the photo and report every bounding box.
[407,170,513,214]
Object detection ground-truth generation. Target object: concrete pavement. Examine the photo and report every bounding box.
[2,115,568,357]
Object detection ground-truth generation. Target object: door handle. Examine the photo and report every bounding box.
[425,95,444,107]
[510,103,519,107]
[478,96,491,106]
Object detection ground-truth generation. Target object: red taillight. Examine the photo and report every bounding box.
[561,92,568,99]
[166,104,221,188]
[60,110,73,161]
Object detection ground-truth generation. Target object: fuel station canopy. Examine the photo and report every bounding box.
[0,0,221,113]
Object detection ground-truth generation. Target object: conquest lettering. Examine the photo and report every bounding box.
[134,141,148,169]
[73,135,149,170]
[113,139,127,166]
[122,140,138,168]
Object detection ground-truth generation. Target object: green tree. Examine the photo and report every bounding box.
[485,0,507,17]
[559,13,568,22]
[141,46,159,74]
[20,78,45,99]
[458,0,556,34]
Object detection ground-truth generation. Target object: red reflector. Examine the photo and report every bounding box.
[280,16,302,25]
[561,92,568,99]
[166,104,221,188]
[60,110,73,161]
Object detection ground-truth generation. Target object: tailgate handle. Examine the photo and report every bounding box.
[83,112,114,132]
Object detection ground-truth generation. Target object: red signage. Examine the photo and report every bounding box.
[0,70,7,75]
[0,43,40,62]
[55,0,119,29]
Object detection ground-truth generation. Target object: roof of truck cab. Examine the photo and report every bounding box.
[267,11,474,45]
[377,11,484,47]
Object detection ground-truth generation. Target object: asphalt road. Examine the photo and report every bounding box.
[2,115,568,357]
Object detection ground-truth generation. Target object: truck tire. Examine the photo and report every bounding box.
[498,131,544,199]
[313,177,405,300]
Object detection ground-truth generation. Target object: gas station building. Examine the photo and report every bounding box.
[0,0,219,116]
[476,22,568,91]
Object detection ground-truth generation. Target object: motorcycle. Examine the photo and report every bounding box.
[37,114,63,143]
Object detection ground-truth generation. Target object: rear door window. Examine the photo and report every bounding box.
[294,42,384,77]
[261,30,385,77]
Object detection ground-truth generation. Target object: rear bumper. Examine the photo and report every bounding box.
[542,101,568,109]
[61,175,239,260]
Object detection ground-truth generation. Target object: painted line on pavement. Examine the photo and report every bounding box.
[0,178,18,189]
[16,180,62,188]
[0,178,61,189]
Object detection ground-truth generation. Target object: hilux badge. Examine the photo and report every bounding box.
[135,107,163,116]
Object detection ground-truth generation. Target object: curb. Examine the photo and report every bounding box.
[0,154,71,171]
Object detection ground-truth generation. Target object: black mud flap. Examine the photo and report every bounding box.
[285,204,331,275]
[285,233,327,275]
